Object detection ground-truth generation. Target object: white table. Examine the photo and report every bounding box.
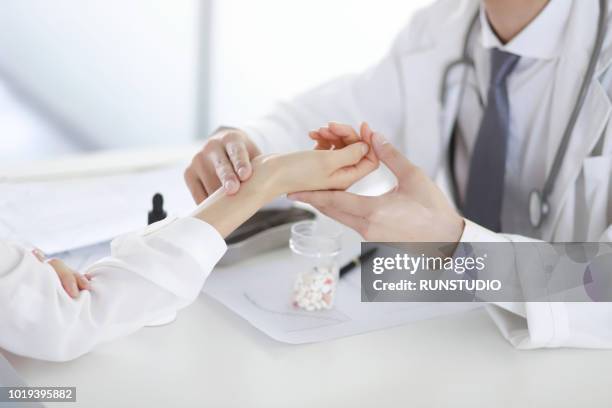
[4,150,612,408]
[6,297,612,408]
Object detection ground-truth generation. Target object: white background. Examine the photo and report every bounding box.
[0,0,432,162]
[209,0,432,130]
[0,0,201,150]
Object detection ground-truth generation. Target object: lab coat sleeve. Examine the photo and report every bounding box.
[0,217,227,362]
[460,219,612,349]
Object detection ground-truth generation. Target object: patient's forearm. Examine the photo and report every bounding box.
[190,171,274,238]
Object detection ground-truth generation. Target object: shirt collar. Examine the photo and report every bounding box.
[479,0,572,60]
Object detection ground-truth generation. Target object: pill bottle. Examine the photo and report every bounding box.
[289,221,342,311]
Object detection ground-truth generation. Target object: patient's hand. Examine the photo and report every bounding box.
[253,122,379,197]
[32,249,90,299]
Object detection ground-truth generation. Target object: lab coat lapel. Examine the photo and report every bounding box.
[544,0,612,240]
[398,0,478,178]
[399,49,445,177]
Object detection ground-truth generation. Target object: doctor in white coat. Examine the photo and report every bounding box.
[0,143,377,361]
[185,0,612,348]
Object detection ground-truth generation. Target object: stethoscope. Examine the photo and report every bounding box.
[440,0,608,229]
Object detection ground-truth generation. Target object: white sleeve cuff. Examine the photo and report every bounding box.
[142,217,227,271]
[459,219,511,243]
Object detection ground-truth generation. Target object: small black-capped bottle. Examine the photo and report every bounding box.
[148,193,167,225]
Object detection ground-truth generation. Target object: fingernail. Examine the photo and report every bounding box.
[373,132,388,150]
[224,180,238,192]
[237,166,249,180]
[81,278,91,290]
[360,143,369,155]
[32,248,46,261]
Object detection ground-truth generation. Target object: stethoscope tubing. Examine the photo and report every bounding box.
[439,0,608,229]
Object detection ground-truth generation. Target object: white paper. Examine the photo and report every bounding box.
[204,226,480,344]
[0,165,301,255]
[0,166,196,254]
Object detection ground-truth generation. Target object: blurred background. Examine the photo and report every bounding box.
[0,0,432,164]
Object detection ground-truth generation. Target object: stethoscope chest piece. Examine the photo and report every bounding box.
[529,190,550,229]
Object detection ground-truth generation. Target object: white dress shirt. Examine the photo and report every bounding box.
[0,217,226,362]
[454,0,572,239]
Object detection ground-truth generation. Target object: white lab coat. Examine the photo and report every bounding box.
[0,217,226,361]
[242,0,612,348]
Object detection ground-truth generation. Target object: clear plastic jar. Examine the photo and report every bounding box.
[289,221,342,311]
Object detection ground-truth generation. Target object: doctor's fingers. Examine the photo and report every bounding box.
[360,122,374,146]
[211,150,241,195]
[288,190,375,218]
[184,167,207,204]
[186,149,220,201]
[47,259,88,298]
[225,140,252,181]
[358,122,378,165]
[371,132,417,184]
[195,139,240,195]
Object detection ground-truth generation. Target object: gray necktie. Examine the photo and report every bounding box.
[463,48,520,232]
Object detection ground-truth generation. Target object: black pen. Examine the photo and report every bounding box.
[340,247,378,278]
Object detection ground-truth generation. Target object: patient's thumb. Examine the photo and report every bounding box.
[334,142,369,166]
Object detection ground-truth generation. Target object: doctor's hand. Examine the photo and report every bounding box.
[185,128,262,203]
[288,132,465,243]
[32,249,90,299]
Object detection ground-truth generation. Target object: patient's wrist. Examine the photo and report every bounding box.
[242,173,277,205]
[191,182,270,238]
[250,155,286,199]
